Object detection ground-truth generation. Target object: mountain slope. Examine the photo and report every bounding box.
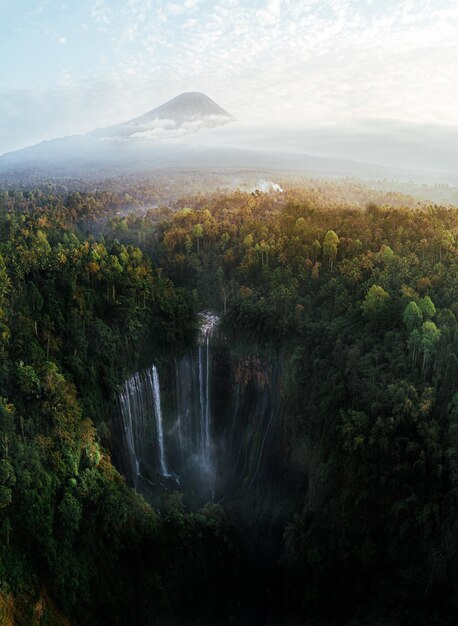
[92,92,234,139]
[128,91,233,125]
[1,92,455,186]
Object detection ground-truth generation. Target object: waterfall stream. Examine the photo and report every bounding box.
[115,311,281,496]
[197,315,215,472]
[117,312,219,488]
[150,365,169,477]
[117,366,170,483]
[117,373,141,482]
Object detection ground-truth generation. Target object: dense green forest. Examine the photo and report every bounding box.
[2,182,458,624]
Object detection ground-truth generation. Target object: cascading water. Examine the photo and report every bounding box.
[116,311,219,490]
[150,365,169,477]
[172,311,218,478]
[196,311,218,472]
[115,311,282,498]
[117,365,170,485]
[117,373,141,483]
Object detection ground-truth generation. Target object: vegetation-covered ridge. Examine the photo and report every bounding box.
[108,189,458,623]
[0,194,241,625]
[1,184,458,624]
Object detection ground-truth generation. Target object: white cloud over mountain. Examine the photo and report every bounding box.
[0,0,457,170]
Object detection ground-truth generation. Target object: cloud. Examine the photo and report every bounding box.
[27,0,49,16]
[129,114,233,141]
[172,118,458,174]
[90,0,111,26]
[1,0,458,167]
[57,36,67,44]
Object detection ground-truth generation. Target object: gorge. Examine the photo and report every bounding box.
[114,311,284,506]
[2,184,458,625]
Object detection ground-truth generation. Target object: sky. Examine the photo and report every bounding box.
[1,0,458,169]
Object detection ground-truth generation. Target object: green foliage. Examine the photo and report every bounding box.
[380,244,395,261]
[322,229,339,270]
[121,187,458,623]
[16,362,41,396]
[2,184,458,624]
[419,295,437,320]
[0,194,201,625]
[0,459,15,509]
[362,284,390,319]
[403,300,423,332]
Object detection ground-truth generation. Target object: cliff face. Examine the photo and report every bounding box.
[211,349,285,494]
[110,326,289,509]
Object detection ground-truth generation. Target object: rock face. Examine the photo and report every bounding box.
[112,314,285,503]
[92,92,234,138]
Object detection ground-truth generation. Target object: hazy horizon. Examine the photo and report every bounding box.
[1,0,458,175]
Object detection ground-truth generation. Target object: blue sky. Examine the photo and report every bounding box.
[1,0,458,157]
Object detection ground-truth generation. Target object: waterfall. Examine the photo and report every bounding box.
[175,359,186,454]
[172,311,218,476]
[196,312,218,472]
[205,332,211,461]
[117,365,170,483]
[117,374,141,482]
[197,340,211,471]
[115,313,284,499]
[116,311,219,489]
[198,345,205,462]
[150,365,169,477]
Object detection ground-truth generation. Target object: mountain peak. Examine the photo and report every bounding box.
[170,91,207,98]
[93,92,234,139]
[125,91,233,126]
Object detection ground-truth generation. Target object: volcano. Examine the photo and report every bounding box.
[0,92,238,177]
[92,92,234,139]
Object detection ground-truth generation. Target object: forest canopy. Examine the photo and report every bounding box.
[1,182,458,624]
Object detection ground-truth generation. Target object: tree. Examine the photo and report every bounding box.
[0,254,10,353]
[216,266,234,314]
[362,284,390,319]
[418,295,436,320]
[380,244,394,262]
[403,301,423,332]
[185,235,192,256]
[0,400,15,459]
[0,459,15,509]
[440,229,455,259]
[323,230,339,271]
[419,320,441,375]
[311,239,321,263]
[243,234,253,248]
[192,223,203,253]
